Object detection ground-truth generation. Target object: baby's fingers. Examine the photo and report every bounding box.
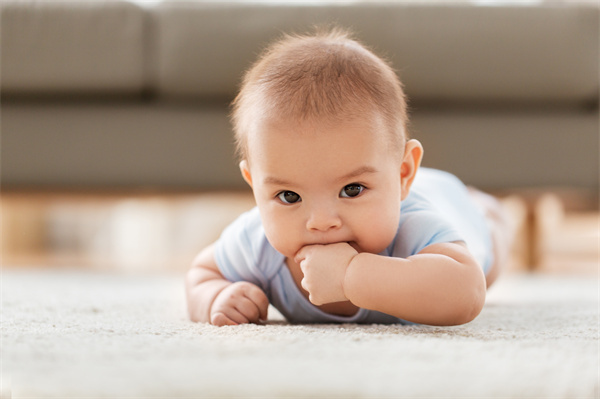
[211,308,250,326]
[244,285,269,321]
[234,297,264,324]
[211,312,238,326]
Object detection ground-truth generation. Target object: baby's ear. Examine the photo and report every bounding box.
[400,139,423,200]
[239,160,253,187]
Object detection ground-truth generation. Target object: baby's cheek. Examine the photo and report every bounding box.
[263,226,300,258]
[360,213,399,253]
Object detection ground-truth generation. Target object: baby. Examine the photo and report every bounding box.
[185,29,512,326]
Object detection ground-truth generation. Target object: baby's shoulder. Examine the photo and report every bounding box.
[394,181,465,257]
[217,207,284,280]
[220,206,267,254]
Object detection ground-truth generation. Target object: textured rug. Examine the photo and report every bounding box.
[2,268,598,398]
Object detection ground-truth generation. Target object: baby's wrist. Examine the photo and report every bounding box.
[342,252,368,304]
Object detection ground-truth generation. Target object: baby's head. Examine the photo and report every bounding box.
[230,28,422,260]
[232,28,409,162]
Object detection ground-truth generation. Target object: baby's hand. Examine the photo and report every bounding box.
[210,282,269,326]
[294,242,358,306]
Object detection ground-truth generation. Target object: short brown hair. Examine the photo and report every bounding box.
[231,28,409,160]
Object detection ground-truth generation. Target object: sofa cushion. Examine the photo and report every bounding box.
[0,103,242,189]
[154,2,599,106]
[1,0,146,97]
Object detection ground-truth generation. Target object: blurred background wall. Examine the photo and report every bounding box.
[1,0,598,272]
[2,0,598,190]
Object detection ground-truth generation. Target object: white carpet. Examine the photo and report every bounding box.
[2,268,598,398]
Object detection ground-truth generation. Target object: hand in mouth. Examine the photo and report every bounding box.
[303,240,361,253]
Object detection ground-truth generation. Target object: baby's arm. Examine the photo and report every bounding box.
[185,244,269,326]
[296,242,486,326]
[345,242,486,325]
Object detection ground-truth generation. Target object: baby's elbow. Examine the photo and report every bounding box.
[184,268,206,323]
[437,270,486,326]
[463,287,486,324]
[457,258,487,324]
[453,279,486,325]
[438,295,484,326]
[442,246,488,325]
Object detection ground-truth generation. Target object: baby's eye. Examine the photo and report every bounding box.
[277,191,301,204]
[340,184,364,198]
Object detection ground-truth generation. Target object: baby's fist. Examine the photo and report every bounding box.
[295,242,358,305]
[211,282,269,326]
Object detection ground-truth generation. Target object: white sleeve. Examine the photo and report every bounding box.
[392,209,465,259]
[213,208,271,292]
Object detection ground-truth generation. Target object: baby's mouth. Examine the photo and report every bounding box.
[303,240,361,252]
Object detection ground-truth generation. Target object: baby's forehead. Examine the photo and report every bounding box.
[245,112,403,159]
[251,110,402,143]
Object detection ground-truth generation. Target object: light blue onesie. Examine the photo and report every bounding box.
[214,168,493,324]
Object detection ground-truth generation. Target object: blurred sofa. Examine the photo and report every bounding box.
[2,0,598,191]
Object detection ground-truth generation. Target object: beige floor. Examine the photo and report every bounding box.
[2,267,598,398]
[2,190,598,398]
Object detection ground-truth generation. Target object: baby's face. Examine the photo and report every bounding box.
[242,115,410,260]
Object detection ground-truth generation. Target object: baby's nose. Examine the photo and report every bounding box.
[306,206,342,232]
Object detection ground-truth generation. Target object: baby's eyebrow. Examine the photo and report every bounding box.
[263,165,377,186]
[263,176,292,186]
[337,166,378,182]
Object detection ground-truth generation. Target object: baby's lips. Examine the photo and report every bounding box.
[294,241,356,263]
[293,243,319,264]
